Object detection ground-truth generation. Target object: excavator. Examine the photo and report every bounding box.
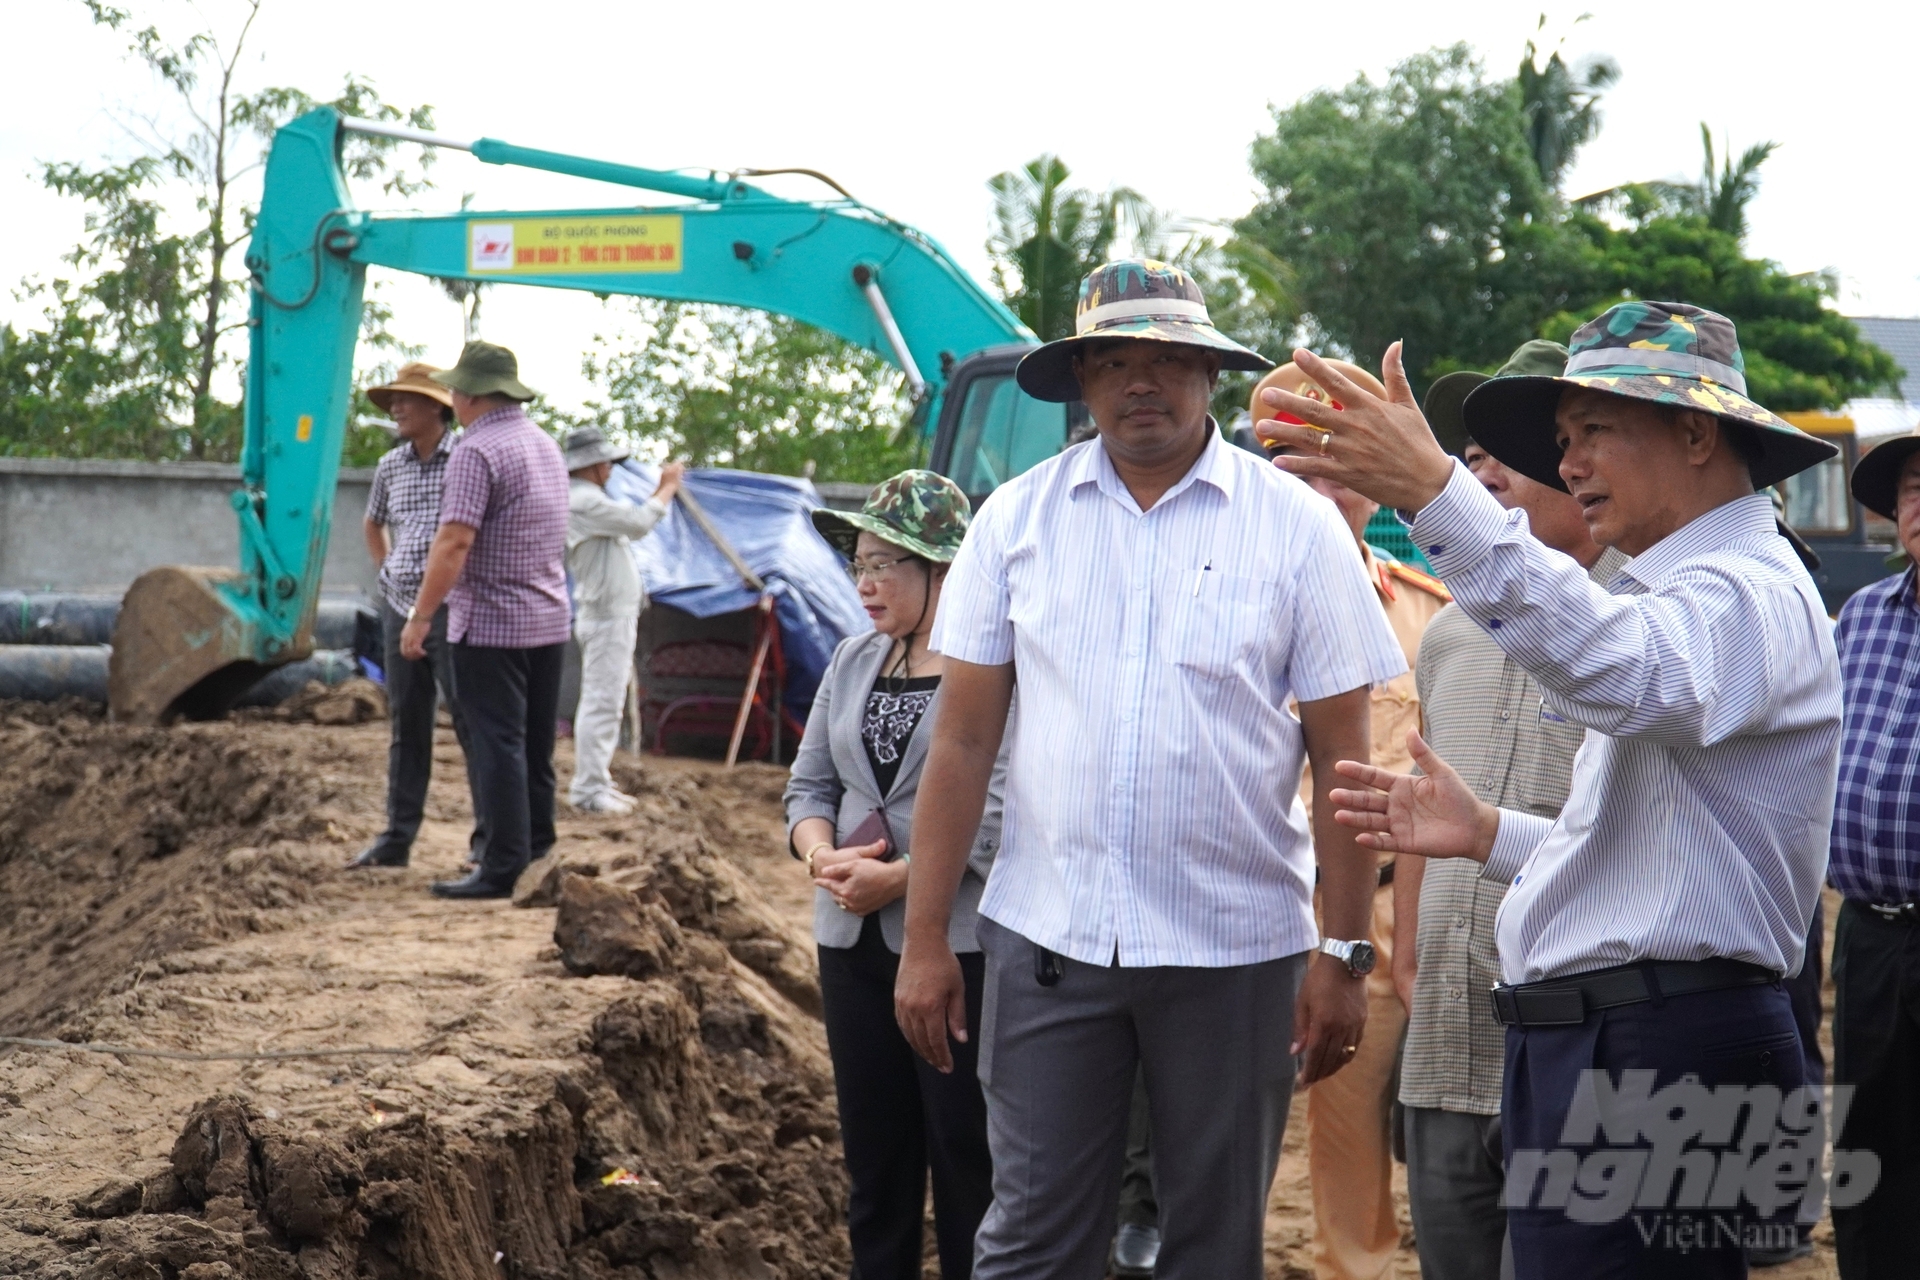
[108,107,1080,722]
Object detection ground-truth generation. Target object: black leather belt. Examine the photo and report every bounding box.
[1490,958,1779,1028]
[1867,900,1920,923]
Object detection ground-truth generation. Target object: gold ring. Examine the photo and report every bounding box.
[1318,429,1333,456]
[1342,1044,1357,1055]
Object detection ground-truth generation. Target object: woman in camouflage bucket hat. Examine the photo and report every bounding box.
[789,466,1004,1276]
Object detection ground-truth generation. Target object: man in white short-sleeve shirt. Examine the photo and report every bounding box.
[894,260,1406,1279]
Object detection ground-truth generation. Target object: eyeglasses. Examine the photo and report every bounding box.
[847,555,915,582]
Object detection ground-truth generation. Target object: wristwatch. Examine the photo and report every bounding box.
[1319,938,1377,978]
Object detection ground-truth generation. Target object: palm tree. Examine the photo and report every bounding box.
[1573,124,1777,243]
[986,155,1150,341]
[1696,125,1777,241]
[1517,16,1621,190]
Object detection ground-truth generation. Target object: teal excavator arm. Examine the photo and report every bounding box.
[106,106,1032,723]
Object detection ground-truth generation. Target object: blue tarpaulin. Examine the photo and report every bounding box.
[605,462,867,718]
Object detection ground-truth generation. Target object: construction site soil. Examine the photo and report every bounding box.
[0,707,1838,1278]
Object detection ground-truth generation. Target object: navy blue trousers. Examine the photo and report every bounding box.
[1502,977,1807,1279]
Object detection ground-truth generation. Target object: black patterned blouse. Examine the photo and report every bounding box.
[861,674,941,797]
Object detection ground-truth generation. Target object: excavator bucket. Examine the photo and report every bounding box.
[108,566,302,724]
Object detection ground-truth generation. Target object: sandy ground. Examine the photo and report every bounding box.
[0,709,1839,1277]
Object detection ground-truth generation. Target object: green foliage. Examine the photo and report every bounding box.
[1544,212,1901,410]
[565,302,916,484]
[987,155,1150,341]
[1237,45,1596,392]
[0,0,434,463]
[1517,16,1619,189]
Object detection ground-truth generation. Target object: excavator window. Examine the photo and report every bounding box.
[1778,448,1854,536]
[945,373,1072,502]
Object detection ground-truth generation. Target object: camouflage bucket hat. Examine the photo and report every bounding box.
[1015,259,1274,403]
[1421,340,1569,460]
[1461,301,1837,491]
[811,470,972,564]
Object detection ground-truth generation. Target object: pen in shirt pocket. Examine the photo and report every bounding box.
[1193,560,1213,597]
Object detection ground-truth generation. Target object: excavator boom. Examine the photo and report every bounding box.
[108,107,1031,723]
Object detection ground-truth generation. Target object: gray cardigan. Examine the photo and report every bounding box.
[783,629,1007,953]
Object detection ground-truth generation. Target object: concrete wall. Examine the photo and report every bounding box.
[0,457,377,597]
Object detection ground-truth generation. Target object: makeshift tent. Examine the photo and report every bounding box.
[605,462,866,721]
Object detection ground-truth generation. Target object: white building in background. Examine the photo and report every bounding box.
[1847,316,1920,443]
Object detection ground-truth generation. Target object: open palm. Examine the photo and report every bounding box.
[1329,730,1499,862]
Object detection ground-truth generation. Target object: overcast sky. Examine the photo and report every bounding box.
[3,0,1915,413]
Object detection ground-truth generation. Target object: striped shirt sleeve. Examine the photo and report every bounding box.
[930,493,1014,666]
[1283,497,1409,702]
[1411,462,1777,749]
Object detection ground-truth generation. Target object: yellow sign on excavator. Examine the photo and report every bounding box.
[467,215,683,274]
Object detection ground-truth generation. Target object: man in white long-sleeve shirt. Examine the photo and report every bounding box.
[1257,302,1844,1279]
[562,427,683,814]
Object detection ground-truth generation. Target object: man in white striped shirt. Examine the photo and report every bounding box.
[896,260,1406,1279]
[1261,301,1842,1279]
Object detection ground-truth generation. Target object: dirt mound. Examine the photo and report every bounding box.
[0,709,376,1038]
[0,716,850,1279]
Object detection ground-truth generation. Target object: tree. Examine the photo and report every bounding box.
[1577,124,1778,240]
[987,155,1150,341]
[1236,45,1597,391]
[566,301,915,483]
[0,0,435,462]
[1517,16,1620,190]
[1547,213,1899,411]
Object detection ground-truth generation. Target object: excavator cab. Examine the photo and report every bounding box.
[107,108,1034,722]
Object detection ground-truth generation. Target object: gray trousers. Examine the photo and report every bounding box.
[973,917,1306,1280]
[1403,1106,1513,1280]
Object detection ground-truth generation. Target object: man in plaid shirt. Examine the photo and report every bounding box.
[348,362,487,872]
[403,341,572,899]
[1827,433,1920,1275]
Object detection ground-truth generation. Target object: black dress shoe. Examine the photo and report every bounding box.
[429,867,516,899]
[1112,1223,1159,1278]
[346,844,408,869]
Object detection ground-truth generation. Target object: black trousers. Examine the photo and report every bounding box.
[1503,976,1806,1279]
[448,641,562,885]
[1831,899,1920,1277]
[369,602,486,860]
[1116,1067,1158,1229]
[818,916,992,1280]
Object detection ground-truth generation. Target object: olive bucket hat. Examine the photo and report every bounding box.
[812,470,972,563]
[1422,340,1570,460]
[430,340,538,402]
[1015,259,1274,403]
[1461,301,1837,491]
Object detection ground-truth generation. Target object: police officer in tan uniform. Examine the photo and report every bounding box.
[1258,359,1449,1280]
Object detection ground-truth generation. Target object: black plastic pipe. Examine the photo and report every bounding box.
[0,646,358,707]
[0,592,369,649]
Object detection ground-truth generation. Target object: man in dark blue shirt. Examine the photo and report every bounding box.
[1829,432,1920,1277]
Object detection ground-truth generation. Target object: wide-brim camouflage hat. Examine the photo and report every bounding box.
[1462,302,1837,492]
[812,469,972,564]
[1015,259,1274,403]
[1850,432,1920,521]
[1422,340,1569,460]
[430,340,537,402]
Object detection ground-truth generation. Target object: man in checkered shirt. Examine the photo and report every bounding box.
[1825,431,1920,1274]
[348,362,488,873]
[402,341,572,900]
